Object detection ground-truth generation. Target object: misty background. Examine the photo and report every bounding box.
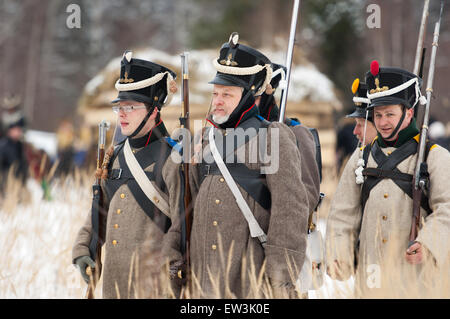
[0,0,449,132]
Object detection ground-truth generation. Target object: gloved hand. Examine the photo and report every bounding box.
[74,256,96,284]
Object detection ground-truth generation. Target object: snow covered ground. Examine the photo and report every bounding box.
[0,178,89,298]
[0,178,353,299]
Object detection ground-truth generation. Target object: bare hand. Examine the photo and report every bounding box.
[405,242,424,265]
[327,260,352,281]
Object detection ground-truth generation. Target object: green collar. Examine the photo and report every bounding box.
[377,118,419,148]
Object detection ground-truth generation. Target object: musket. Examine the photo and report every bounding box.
[85,119,110,298]
[278,0,301,123]
[409,1,444,245]
[413,0,430,75]
[179,52,192,288]
[413,0,429,120]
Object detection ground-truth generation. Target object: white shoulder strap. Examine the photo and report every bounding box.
[123,138,170,217]
[208,128,267,246]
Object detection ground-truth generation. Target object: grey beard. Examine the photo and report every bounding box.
[212,114,230,124]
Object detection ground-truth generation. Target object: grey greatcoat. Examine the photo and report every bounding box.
[326,138,450,297]
[289,124,321,214]
[72,136,182,299]
[166,118,310,298]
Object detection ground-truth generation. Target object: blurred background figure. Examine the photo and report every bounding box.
[73,123,95,170]
[1,93,25,136]
[0,94,28,190]
[55,119,75,177]
[429,120,450,151]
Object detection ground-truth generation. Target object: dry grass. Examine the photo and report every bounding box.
[0,166,447,299]
[324,209,450,299]
[0,169,92,298]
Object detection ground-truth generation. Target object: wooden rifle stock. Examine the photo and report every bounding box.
[180,53,193,286]
[409,176,421,244]
[86,120,110,298]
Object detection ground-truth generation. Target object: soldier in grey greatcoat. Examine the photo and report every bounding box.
[72,51,183,299]
[326,62,450,298]
[165,34,310,298]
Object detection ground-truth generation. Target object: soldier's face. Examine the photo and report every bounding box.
[7,126,23,141]
[374,104,414,141]
[117,100,156,137]
[353,118,377,145]
[211,85,243,124]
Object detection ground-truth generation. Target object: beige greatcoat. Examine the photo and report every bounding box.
[326,139,450,298]
[72,140,182,299]
[166,119,310,298]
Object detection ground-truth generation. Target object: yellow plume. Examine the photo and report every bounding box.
[351,78,360,94]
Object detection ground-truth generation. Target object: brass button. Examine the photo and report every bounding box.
[215,199,221,204]
[112,240,118,246]
[224,132,228,136]
[114,224,119,229]
[154,197,160,204]
[213,221,218,226]
[219,178,225,183]
[387,151,392,155]
[132,149,136,154]
[382,238,388,244]
[382,216,387,221]
[120,193,125,199]
[384,193,388,198]
[117,209,121,214]
[211,244,217,250]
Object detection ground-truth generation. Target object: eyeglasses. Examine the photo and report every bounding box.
[112,105,146,114]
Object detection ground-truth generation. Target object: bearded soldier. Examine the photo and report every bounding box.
[347,79,378,146]
[166,33,309,298]
[72,51,182,299]
[325,62,450,298]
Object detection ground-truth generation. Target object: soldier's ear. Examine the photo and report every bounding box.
[149,106,159,121]
[406,107,415,120]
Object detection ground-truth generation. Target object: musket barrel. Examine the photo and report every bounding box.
[181,52,190,131]
[415,3,444,188]
[279,0,300,123]
[413,0,430,75]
